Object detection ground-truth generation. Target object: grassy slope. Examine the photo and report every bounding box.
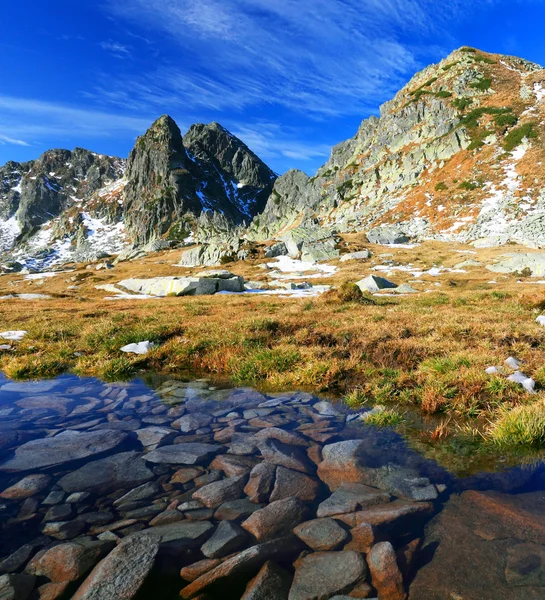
[2,238,545,455]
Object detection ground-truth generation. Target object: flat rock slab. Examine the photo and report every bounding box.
[131,521,214,546]
[241,561,292,600]
[293,518,349,551]
[72,534,159,599]
[180,537,301,599]
[144,443,222,465]
[289,551,367,600]
[58,452,153,494]
[317,483,390,517]
[410,490,545,600]
[0,430,128,472]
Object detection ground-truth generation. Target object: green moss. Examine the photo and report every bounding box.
[435,90,453,98]
[442,62,460,71]
[458,180,481,191]
[469,77,492,91]
[473,55,496,65]
[461,47,477,53]
[494,113,518,128]
[503,122,537,152]
[435,182,448,191]
[452,97,473,111]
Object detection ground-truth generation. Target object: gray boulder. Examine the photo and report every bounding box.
[486,252,545,276]
[356,275,397,293]
[117,273,244,296]
[366,225,410,245]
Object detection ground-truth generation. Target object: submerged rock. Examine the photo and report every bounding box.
[0,430,128,472]
[71,534,159,600]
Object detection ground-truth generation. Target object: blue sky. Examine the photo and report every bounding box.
[1,0,545,175]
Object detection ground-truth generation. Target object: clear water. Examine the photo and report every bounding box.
[1,373,544,599]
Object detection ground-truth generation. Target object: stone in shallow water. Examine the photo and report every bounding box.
[180,537,301,599]
[242,497,307,542]
[58,452,153,494]
[0,474,51,500]
[293,518,349,551]
[244,462,277,503]
[367,541,405,600]
[144,443,222,465]
[257,439,314,474]
[180,559,221,582]
[0,430,128,472]
[253,427,309,447]
[269,467,321,503]
[241,561,292,600]
[0,573,35,600]
[134,426,175,449]
[201,521,247,558]
[71,534,159,600]
[317,483,390,518]
[26,539,114,583]
[316,440,368,491]
[289,551,367,600]
[130,521,214,546]
[214,499,264,521]
[192,475,248,508]
[210,455,259,477]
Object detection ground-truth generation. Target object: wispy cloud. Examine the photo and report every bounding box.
[100,0,489,118]
[100,41,131,58]
[0,134,30,147]
[0,95,152,148]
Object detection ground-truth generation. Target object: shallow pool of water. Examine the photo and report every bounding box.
[0,373,544,599]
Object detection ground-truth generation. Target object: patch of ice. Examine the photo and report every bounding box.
[536,315,545,326]
[505,356,521,370]
[0,330,27,341]
[120,341,153,354]
[508,371,535,394]
[24,272,58,280]
[485,366,500,375]
[267,256,337,275]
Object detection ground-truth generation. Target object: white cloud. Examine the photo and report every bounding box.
[0,95,152,146]
[0,134,30,147]
[100,41,131,57]
[101,0,461,118]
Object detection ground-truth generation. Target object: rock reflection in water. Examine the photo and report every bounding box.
[0,374,543,600]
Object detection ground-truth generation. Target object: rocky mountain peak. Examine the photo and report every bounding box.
[251,47,545,250]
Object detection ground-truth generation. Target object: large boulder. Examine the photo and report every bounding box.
[356,275,397,293]
[366,225,410,245]
[486,252,545,276]
[116,273,244,297]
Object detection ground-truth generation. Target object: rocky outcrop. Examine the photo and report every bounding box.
[123,117,276,246]
[251,47,545,250]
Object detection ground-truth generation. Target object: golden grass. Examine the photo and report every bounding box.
[2,240,545,451]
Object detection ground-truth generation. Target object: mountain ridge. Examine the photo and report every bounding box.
[3,46,545,271]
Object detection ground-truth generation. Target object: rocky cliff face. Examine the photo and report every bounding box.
[5,47,545,270]
[123,116,276,246]
[0,117,276,269]
[0,149,126,268]
[251,47,545,249]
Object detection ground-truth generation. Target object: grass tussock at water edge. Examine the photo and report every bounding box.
[3,283,545,454]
